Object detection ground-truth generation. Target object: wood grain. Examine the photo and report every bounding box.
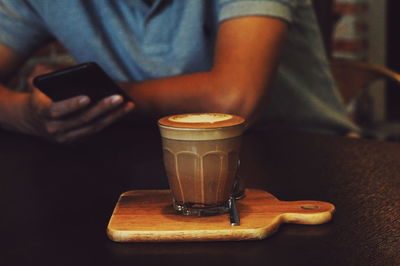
[107,189,335,242]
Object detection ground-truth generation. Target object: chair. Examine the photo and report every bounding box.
[330,59,400,140]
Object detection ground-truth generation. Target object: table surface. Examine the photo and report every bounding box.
[0,122,399,266]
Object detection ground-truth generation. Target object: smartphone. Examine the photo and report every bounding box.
[33,62,132,103]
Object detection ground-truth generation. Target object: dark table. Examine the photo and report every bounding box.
[0,122,399,266]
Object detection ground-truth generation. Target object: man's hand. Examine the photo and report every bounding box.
[23,88,134,143]
[0,45,134,142]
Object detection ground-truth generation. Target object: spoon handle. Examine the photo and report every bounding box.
[229,196,240,226]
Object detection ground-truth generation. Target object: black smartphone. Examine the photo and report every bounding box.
[33,62,132,103]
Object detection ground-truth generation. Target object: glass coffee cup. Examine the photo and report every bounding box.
[158,113,246,216]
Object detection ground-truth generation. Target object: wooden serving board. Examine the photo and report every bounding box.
[107,189,335,242]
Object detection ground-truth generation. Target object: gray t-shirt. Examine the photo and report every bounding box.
[0,0,358,134]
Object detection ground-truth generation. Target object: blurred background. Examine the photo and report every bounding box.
[314,0,400,139]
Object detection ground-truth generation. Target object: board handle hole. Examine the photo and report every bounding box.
[301,204,319,210]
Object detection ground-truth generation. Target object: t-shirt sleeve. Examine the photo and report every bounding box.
[217,0,306,23]
[0,0,52,55]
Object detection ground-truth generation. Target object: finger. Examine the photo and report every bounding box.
[48,94,126,134]
[46,95,91,119]
[53,102,134,144]
[31,87,52,106]
[83,94,125,119]
[43,95,130,137]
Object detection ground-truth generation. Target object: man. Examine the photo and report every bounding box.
[0,0,358,143]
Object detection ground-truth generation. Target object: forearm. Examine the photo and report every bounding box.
[122,68,271,124]
[122,70,239,116]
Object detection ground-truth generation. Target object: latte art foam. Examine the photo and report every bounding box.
[168,113,233,124]
[159,113,245,129]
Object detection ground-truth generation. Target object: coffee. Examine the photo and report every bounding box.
[158,113,245,216]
